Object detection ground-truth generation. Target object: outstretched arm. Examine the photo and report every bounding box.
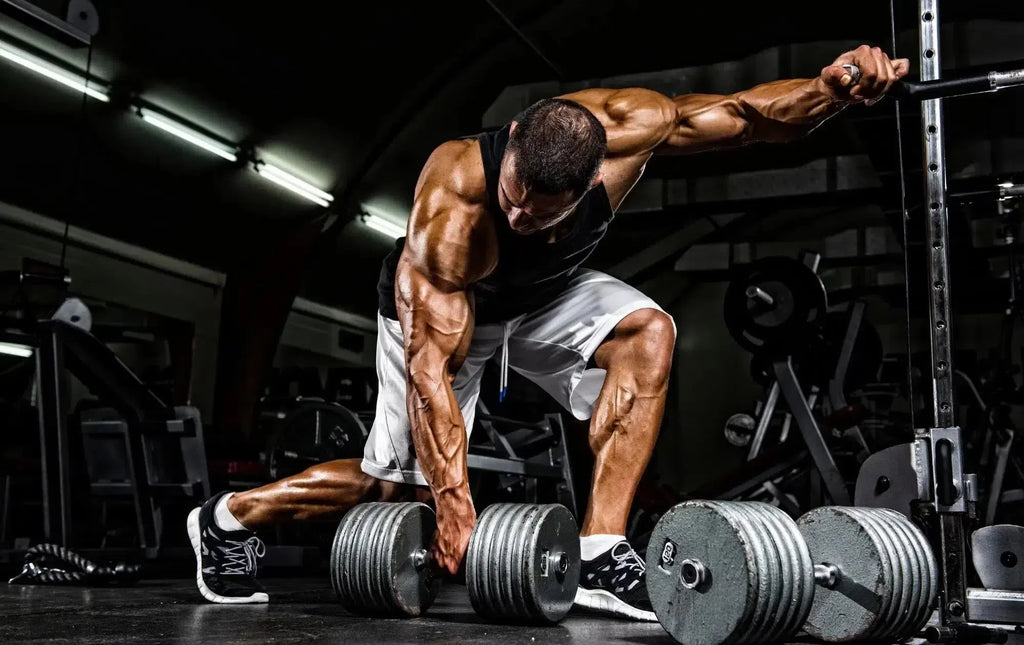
[395,140,496,575]
[563,45,909,157]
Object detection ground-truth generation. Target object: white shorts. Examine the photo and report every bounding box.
[361,269,672,486]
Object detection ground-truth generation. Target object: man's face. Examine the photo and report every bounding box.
[497,153,583,235]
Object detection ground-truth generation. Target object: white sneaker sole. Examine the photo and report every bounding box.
[187,507,269,604]
[574,587,658,622]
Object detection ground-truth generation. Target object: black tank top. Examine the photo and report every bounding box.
[376,123,615,324]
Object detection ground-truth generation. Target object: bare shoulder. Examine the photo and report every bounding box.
[403,139,496,289]
[559,87,675,128]
[418,139,487,202]
[559,87,676,158]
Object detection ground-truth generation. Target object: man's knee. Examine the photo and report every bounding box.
[377,479,421,503]
[616,308,676,385]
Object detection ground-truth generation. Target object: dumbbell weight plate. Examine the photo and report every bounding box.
[873,508,937,640]
[646,500,761,645]
[797,506,893,641]
[723,503,780,643]
[330,502,440,616]
[466,503,580,623]
[744,503,814,642]
[855,508,907,640]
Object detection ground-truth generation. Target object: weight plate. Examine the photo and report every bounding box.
[748,504,795,643]
[856,509,913,642]
[748,503,813,642]
[871,508,929,640]
[714,503,772,643]
[723,257,828,357]
[972,524,1024,591]
[646,501,759,645]
[724,413,756,447]
[330,502,439,616]
[466,503,580,623]
[767,503,816,638]
[798,506,891,641]
[265,399,368,479]
[741,504,793,643]
[724,503,782,643]
[880,509,936,634]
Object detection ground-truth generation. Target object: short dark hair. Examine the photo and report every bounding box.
[505,98,607,197]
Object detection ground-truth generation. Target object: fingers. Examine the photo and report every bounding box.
[878,47,895,96]
[821,64,856,89]
[849,45,878,100]
[893,58,911,78]
[864,47,895,105]
[841,45,907,106]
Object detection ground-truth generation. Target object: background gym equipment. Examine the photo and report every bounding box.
[970,525,1024,592]
[33,316,209,557]
[723,255,828,357]
[258,396,369,480]
[847,2,1024,639]
[720,251,880,511]
[330,501,580,623]
[7,542,141,587]
[646,500,938,645]
[466,403,578,518]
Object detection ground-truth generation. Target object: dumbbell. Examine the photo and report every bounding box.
[329,501,580,623]
[646,500,938,645]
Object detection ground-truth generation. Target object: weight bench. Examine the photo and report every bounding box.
[467,403,578,519]
[34,319,209,556]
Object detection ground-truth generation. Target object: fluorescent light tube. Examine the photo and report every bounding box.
[254,162,333,207]
[0,40,109,102]
[0,341,33,358]
[362,213,406,239]
[138,108,238,162]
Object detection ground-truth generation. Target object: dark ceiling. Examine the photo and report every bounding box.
[2,1,1024,320]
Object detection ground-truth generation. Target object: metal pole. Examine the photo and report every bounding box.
[919,0,968,624]
[919,0,955,428]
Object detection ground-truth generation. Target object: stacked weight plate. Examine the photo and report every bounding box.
[645,500,815,645]
[330,502,440,616]
[466,503,581,623]
[797,506,938,642]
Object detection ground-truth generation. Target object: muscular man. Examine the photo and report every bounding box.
[188,46,907,619]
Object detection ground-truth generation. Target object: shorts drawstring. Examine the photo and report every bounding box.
[499,321,510,402]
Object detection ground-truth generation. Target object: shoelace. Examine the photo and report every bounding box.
[221,536,266,576]
[611,544,646,575]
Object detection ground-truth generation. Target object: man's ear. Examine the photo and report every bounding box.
[509,121,518,135]
[591,170,603,188]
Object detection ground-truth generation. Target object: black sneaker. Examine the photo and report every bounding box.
[574,541,657,621]
[186,492,268,604]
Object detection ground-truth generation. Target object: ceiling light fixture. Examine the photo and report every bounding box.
[0,341,33,358]
[253,162,333,207]
[361,213,406,239]
[137,107,238,162]
[0,39,108,102]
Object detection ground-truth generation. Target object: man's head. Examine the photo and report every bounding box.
[498,98,607,234]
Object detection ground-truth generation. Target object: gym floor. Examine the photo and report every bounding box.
[2,577,1022,644]
[1,577,670,644]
